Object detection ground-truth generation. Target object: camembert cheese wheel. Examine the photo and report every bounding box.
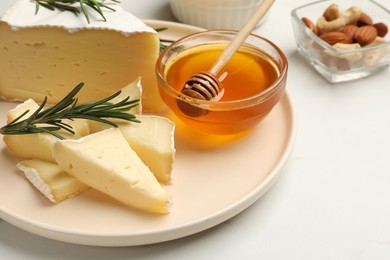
[0,0,164,112]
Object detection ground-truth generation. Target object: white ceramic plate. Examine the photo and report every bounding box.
[0,20,296,246]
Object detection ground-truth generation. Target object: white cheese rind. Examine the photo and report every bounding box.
[1,0,156,34]
[17,159,89,203]
[17,162,55,203]
[0,0,164,112]
[52,128,171,214]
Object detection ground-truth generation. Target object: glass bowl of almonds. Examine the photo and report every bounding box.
[291,0,390,83]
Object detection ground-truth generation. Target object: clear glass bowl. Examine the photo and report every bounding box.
[291,0,390,83]
[155,30,288,135]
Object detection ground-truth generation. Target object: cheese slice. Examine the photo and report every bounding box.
[7,98,40,122]
[88,77,142,134]
[3,99,90,161]
[89,115,175,184]
[118,77,142,115]
[17,159,89,203]
[119,115,175,184]
[6,99,89,137]
[0,0,164,112]
[87,78,175,183]
[52,128,171,214]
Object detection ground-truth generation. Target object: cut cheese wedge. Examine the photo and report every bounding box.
[88,77,142,133]
[0,0,164,112]
[119,115,175,184]
[52,128,171,214]
[87,78,175,183]
[7,98,40,122]
[3,99,90,161]
[6,99,89,137]
[89,115,176,184]
[118,77,142,115]
[17,159,89,203]
[4,133,60,162]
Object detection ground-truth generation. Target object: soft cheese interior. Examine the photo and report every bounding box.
[52,128,171,214]
[0,0,165,112]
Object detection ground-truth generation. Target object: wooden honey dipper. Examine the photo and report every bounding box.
[179,0,275,117]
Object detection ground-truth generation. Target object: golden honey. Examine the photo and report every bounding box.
[157,34,288,135]
[166,44,278,102]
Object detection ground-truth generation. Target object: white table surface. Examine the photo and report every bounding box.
[1,0,390,259]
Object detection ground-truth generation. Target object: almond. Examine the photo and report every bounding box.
[343,25,358,43]
[302,17,318,35]
[323,4,339,21]
[357,12,373,27]
[354,25,378,46]
[311,40,325,53]
[320,31,349,45]
[373,22,388,37]
[319,53,350,71]
[334,58,350,71]
[335,58,351,71]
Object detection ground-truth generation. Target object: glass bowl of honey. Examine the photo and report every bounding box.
[156,30,288,135]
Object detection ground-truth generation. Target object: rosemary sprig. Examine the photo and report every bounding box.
[155,27,174,52]
[34,0,120,23]
[0,83,140,140]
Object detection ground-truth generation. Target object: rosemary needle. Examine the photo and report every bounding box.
[0,83,140,140]
[154,28,175,52]
[34,0,120,23]
[34,2,172,50]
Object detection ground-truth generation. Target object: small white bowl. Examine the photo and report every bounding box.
[169,0,269,30]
